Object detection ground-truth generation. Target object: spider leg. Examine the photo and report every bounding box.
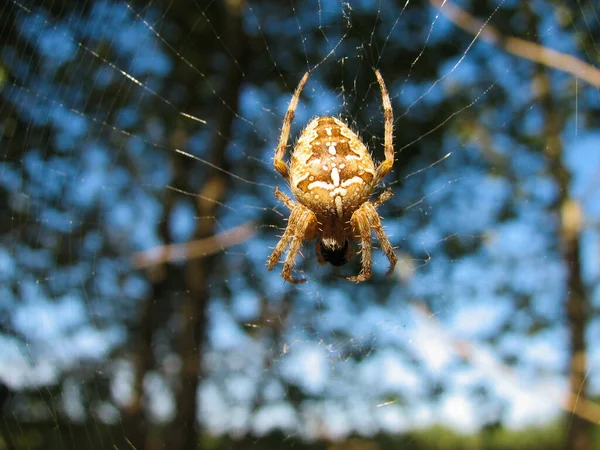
[373,69,395,185]
[274,187,296,210]
[345,207,373,283]
[274,72,311,181]
[346,201,397,282]
[362,202,397,276]
[267,204,317,284]
[372,188,394,208]
[267,210,299,272]
[281,210,318,284]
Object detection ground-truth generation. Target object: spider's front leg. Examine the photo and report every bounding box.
[373,69,395,185]
[273,72,310,181]
[267,200,318,284]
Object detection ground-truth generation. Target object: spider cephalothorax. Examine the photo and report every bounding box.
[267,70,397,283]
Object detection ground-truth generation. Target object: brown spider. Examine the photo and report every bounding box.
[267,69,398,283]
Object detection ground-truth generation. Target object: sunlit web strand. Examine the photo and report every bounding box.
[404,176,465,211]
[402,0,447,85]
[376,0,411,66]
[575,0,600,56]
[404,152,452,180]
[7,82,267,190]
[0,3,22,154]
[10,0,207,126]
[190,0,246,76]
[368,1,382,54]
[123,2,253,127]
[571,1,600,65]
[399,81,497,152]
[245,4,288,86]
[317,0,328,42]
[174,149,274,189]
[310,33,348,71]
[244,4,347,87]
[165,186,236,212]
[0,0,20,40]
[397,0,506,120]
[289,0,310,72]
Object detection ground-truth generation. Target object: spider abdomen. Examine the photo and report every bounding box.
[289,116,375,218]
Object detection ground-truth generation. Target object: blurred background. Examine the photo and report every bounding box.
[1,0,600,449]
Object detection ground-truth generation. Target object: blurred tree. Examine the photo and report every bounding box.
[1,1,599,449]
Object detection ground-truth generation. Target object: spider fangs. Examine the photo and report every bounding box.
[267,70,398,283]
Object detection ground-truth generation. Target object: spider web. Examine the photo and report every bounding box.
[1,0,600,448]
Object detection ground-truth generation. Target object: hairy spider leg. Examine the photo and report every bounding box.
[373,69,395,185]
[273,72,311,181]
[273,187,296,210]
[345,194,397,282]
[267,203,318,284]
[346,206,373,283]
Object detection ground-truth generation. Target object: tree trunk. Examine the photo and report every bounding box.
[167,1,249,449]
[123,180,183,450]
[533,44,590,450]
[563,209,590,450]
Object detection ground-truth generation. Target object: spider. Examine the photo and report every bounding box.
[267,69,398,284]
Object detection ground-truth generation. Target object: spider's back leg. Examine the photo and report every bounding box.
[267,202,318,284]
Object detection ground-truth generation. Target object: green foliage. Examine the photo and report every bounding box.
[3,420,593,450]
